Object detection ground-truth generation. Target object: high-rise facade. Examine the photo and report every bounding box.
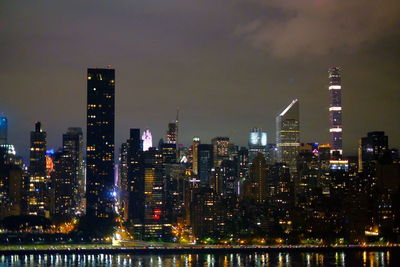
[143,148,165,240]
[244,153,267,203]
[86,68,115,217]
[211,137,230,168]
[60,127,84,214]
[198,144,213,185]
[328,67,343,157]
[248,128,267,164]
[360,131,389,162]
[166,113,179,162]
[276,99,300,175]
[126,129,144,225]
[166,123,177,144]
[28,122,49,217]
[0,145,23,219]
[0,116,7,145]
[192,137,200,175]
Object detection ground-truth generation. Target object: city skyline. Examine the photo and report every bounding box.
[1,1,399,160]
[0,65,398,161]
[1,0,400,254]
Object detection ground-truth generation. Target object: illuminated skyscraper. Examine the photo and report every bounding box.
[86,68,115,217]
[28,122,49,217]
[0,116,7,145]
[248,127,267,164]
[142,129,152,151]
[192,137,200,175]
[328,67,343,158]
[276,99,300,175]
[143,148,165,240]
[211,137,230,168]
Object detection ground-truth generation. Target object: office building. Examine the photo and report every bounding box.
[86,68,115,217]
[211,137,230,168]
[27,122,49,217]
[192,137,200,175]
[248,128,267,164]
[62,127,84,211]
[197,144,213,185]
[0,146,23,219]
[244,153,267,203]
[126,129,144,226]
[143,148,166,240]
[276,99,300,175]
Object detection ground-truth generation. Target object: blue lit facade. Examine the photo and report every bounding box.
[0,116,7,145]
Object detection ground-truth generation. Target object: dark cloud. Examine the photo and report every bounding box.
[236,0,400,57]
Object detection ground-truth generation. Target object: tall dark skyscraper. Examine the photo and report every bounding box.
[328,67,343,158]
[126,129,144,226]
[198,144,213,185]
[28,122,49,217]
[86,68,115,217]
[0,116,7,145]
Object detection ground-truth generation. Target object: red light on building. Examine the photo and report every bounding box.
[153,209,161,220]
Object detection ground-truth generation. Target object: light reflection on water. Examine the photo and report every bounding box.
[0,251,395,266]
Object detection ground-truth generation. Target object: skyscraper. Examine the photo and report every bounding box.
[0,144,23,219]
[328,67,343,158]
[248,127,267,164]
[211,137,230,168]
[143,148,165,240]
[0,116,7,145]
[244,153,267,203]
[166,111,179,162]
[276,99,300,175]
[197,144,213,185]
[126,129,145,228]
[28,122,49,217]
[166,123,177,144]
[86,68,115,217]
[192,137,200,175]
[62,127,84,213]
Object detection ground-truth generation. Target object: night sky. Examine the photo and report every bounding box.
[1,0,399,160]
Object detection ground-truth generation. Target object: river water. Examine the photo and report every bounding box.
[0,251,397,266]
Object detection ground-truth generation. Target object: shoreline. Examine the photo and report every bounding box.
[0,245,399,255]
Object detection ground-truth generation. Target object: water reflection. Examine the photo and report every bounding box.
[0,251,396,266]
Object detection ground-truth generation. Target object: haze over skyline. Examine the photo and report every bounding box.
[1,0,399,160]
